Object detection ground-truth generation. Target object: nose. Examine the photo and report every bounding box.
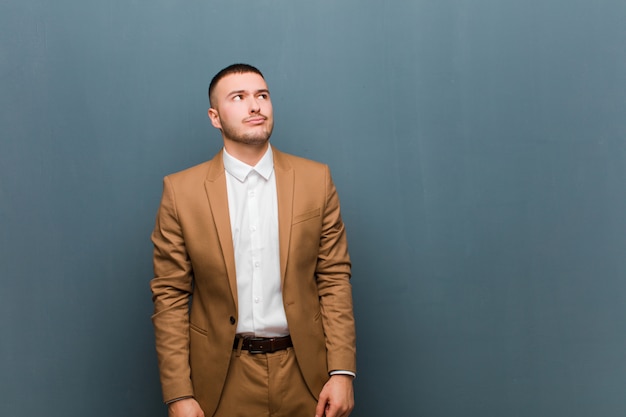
[249,96,260,113]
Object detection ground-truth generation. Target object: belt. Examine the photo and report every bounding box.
[233,335,293,354]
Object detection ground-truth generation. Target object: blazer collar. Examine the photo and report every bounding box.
[202,147,295,306]
[203,150,239,308]
[273,148,294,285]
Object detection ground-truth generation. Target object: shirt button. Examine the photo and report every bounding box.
[254,297,260,303]
[254,261,261,267]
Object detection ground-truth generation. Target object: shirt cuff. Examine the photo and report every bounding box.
[165,396,193,405]
[329,370,356,378]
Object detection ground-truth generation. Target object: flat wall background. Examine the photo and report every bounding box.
[1,1,625,416]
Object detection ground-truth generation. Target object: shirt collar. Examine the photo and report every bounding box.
[223,144,274,183]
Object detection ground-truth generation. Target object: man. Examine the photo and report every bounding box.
[150,63,356,417]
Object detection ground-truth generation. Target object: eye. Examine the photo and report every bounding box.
[232,95,243,101]
[258,93,268,100]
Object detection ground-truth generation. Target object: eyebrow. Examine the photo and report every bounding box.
[227,89,270,97]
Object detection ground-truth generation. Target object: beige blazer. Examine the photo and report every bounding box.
[150,147,356,416]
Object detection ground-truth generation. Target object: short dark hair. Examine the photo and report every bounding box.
[208,63,265,107]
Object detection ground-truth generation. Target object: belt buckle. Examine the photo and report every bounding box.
[248,337,271,354]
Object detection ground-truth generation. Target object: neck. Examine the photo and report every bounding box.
[223,140,269,166]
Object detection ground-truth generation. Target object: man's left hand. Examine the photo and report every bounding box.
[315,374,354,417]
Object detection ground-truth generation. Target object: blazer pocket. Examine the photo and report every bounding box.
[293,207,321,225]
[190,322,208,336]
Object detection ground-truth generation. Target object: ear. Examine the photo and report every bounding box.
[208,108,222,129]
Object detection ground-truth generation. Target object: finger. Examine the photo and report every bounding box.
[325,402,341,417]
[315,397,328,417]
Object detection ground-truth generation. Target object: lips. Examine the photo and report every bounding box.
[244,116,267,124]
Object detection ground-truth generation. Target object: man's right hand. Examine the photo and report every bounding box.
[168,398,205,417]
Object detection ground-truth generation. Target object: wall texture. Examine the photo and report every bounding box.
[2,1,626,416]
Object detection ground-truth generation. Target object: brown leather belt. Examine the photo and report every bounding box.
[233,335,293,354]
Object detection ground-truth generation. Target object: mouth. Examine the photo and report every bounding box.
[244,116,267,125]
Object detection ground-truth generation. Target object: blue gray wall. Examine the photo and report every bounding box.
[2,1,625,416]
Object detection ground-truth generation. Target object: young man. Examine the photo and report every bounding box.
[151,64,356,417]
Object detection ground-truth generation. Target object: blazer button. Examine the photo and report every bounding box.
[229,316,236,325]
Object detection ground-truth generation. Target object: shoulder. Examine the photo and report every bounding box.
[273,147,328,173]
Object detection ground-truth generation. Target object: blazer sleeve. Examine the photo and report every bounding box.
[316,166,357,374]
[150,176,195,403]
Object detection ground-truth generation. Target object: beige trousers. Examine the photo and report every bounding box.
[212,347,318,417]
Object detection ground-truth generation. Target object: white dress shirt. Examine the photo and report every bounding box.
[223,145,289,337]
[222,146,355,378]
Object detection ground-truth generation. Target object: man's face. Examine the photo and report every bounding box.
[208,72,274,146]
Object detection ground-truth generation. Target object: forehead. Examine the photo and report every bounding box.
[214,72,268,95]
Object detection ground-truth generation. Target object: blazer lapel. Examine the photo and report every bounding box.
[204,151,238,309]
[273,149,294,285]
